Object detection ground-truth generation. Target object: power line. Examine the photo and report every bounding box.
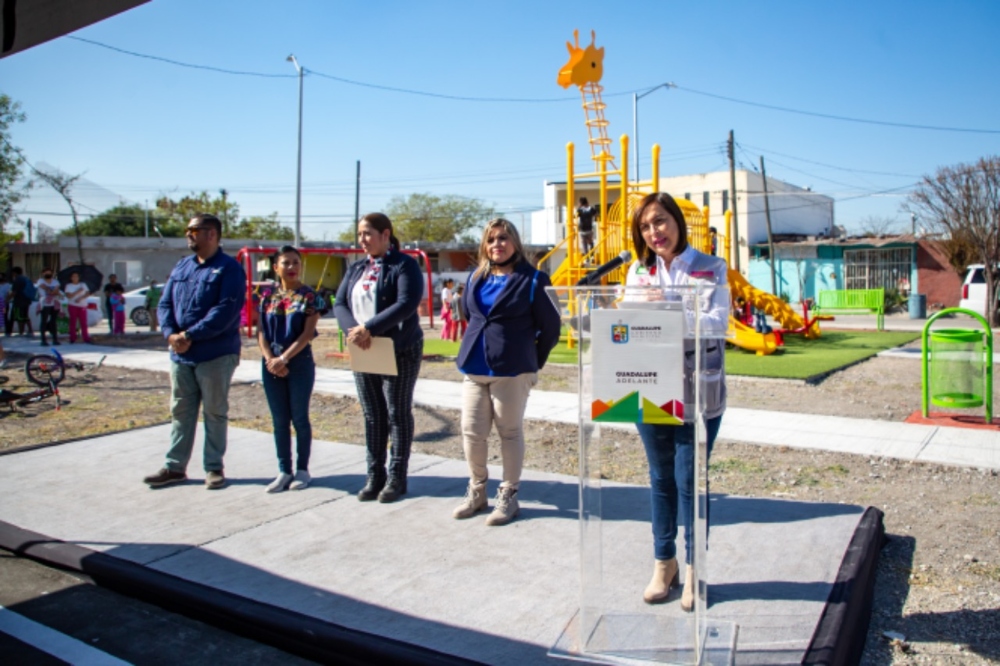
[674,84,1000,134]
[738,142,920,178]
[68,36,294,78]
[68,36,1000,134]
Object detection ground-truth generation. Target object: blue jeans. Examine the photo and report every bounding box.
[635,415,722,563]
[261,350,315,474]
[166,354,239,473]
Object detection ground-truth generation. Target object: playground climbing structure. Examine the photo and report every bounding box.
[545,29,820,352]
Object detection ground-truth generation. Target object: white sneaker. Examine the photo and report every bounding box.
[266,473,293,493]
[289,470,311,490]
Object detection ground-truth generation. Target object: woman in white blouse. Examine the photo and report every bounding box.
[625,192,728,611]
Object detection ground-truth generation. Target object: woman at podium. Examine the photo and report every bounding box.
[452,218,561,526]
[626,192,728,611]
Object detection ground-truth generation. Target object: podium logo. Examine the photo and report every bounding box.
[611,322,629,343]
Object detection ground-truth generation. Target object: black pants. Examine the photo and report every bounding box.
[352,340,423,481]
[40,306,59,343]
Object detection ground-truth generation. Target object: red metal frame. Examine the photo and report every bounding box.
[235,247,435,339]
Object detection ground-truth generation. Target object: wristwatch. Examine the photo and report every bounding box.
[181,331,191,341]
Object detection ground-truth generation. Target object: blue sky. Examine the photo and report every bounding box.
[3,0,999,240]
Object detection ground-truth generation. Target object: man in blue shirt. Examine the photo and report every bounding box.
[144,214,246,490]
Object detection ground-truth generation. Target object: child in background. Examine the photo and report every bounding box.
[440,278,455,340]
[110,285,126,336]
[451,283,467,341]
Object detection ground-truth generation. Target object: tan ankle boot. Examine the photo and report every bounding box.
[680,565,696,612]
[452,482,487,519]
[642,558,679,604]
[484,486,519,526]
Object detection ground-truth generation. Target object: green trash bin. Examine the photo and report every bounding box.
[922,308,993,422]
[927,328,986,408]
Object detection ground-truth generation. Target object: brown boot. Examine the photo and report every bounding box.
[643,558,679,604]
[680,565,696,612]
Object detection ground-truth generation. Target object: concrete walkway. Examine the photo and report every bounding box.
[2,333,998,471]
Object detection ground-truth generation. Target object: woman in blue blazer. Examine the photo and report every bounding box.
[334,213,424,504]
[452,218,561,526]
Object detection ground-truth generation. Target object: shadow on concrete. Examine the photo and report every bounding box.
[5,526,541,665]
[4,581,316,665]
[306,473,862,529]
[710,580,834,606]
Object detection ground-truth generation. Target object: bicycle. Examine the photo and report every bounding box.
[0,377,61,411]
[24,348,106,387]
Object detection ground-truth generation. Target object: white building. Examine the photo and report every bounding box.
[534,170,834,274]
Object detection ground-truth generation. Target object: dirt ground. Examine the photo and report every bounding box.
[0,330,998,665]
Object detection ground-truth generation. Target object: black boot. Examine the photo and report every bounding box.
[357,474,386,501]
[378,477,407,503]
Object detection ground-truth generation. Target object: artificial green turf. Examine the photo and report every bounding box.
[724,331,920,379]
[422,337,579,365]
[426,331,918,380]
[422,338,462,357]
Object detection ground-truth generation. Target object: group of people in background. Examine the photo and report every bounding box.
[0,267,164,344]
[1,266,94,345]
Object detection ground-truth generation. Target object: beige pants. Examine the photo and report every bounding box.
[461,373,537,490]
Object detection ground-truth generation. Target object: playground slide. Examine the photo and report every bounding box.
[729,317,779,355]
[728,269,820,338]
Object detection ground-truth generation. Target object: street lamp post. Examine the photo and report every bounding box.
[632,82,674,184]
[287,54,304,246]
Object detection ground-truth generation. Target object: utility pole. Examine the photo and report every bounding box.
[220,189,228,234]
[760,156,776,295]
[287,55,305,246]
[27,218,32,244]
[144,200,149,238]
[632,83,673,184]
[727,130,741,272]
[353,160,361,247]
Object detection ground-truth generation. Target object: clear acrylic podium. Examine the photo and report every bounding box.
[546,284,738,666]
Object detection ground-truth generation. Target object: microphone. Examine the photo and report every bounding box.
[576,250,633,286]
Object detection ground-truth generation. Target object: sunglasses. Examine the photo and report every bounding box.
[185,226,212,236]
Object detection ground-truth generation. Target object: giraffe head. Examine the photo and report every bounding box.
[557,29,604,89]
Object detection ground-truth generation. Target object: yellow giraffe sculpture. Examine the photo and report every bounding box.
[557,30,615,169]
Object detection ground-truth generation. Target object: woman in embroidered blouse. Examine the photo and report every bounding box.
[259,246,320,493]
[626,192,729,611]
[334,213,424,504]
[451,218,561,526]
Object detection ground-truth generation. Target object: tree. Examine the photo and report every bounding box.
[30,165,86,265]
[857,215,900,237]
[155,191,240,235]
[384,193,496,244]
[155,192,295,241]
[934,225,979,276]
[230,213,295,241]
[62,204,183,237]
[905,156,1000,324]
[0,94,27,265]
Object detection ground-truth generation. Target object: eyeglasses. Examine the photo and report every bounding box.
[185,226,211,236]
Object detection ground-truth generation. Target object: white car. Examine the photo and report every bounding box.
[120,287,155,326]
[958,264,998,317]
